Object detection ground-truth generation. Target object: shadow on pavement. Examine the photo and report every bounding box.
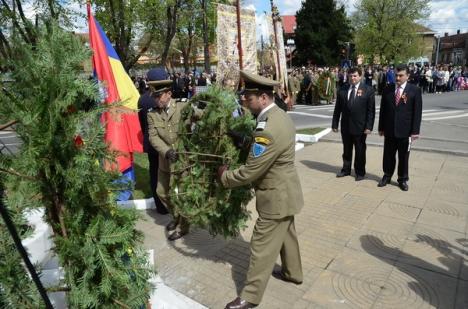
[361,234,467,308]
[145,209,250,295]
[300,159,382,182]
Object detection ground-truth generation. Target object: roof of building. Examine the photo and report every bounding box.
[282,15,296,34]
[440,32,468,50]
[414,24,436,35]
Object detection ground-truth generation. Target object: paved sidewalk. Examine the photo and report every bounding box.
[137,141,468,309]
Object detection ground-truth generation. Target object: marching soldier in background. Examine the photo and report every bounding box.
[219,70,304,309]
[147,68,191,241]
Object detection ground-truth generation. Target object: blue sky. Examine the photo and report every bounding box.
[245,0,468,38]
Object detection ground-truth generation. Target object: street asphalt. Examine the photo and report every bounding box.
[289,90,468,156]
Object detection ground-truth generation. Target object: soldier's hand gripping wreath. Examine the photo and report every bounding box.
[165,149,179,162]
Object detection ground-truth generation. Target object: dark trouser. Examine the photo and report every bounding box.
[341,132,367,176]
[147,150,165,210]
[383,136,410,182]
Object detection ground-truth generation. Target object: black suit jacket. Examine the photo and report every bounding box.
[138,91,157,154]
[378,83,422,138]
[332,83,376,135]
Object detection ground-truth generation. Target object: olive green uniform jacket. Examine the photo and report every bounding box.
[147,99,187,173]
[221,104,304,219]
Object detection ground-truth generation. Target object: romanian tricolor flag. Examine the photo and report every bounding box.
[87,3,143,200]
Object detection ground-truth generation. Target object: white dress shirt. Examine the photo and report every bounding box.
[347,82,360,100]
[395,81,407,95]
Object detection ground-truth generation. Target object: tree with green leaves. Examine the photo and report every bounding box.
[352,0,429,64]
[0,22,152,308]
[92,0,167,71]
[295,0,352,66]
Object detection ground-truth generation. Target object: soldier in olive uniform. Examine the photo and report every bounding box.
[219,70,304,309]
[147,69,191,241]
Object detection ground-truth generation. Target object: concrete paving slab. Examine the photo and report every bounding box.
[374,201,422,222]
[136,141,468,308]
[455,280,468,309]
[302,270,381,309]
[345,229,407,261]
[417,209,467,232]
[374,262,457,309]
[327,248,396,286]
[361,213,415,235]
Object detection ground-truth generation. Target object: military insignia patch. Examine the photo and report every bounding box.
[252,143,267,157]
[254,136,271,145]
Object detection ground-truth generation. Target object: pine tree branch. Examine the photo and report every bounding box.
[113,298,131,309]
[14,0,36,44]
[46,286,70,292]
[178,151,231,159]
[0,167,36,181]
[0,120,17,130]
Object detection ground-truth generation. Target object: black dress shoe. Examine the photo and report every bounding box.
[377,175,391,187]
[166,220,177,231]
[224,297,256,309]
[398,181,409,191]
[156,206,169,215]
[336,171,351,178]
[167,230,187,241]
[272,269,303,285]
[355,175,365,181]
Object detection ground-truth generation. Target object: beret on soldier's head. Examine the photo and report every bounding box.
[240,70,280,93]
[147,68,172,93]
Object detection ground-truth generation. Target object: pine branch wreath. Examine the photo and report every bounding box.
[169,87,255,238]
[316,71,336,102]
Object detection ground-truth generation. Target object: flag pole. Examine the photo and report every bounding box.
[235,0,244,89]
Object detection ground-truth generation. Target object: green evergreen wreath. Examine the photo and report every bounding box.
[169,87,255,238]
[317,71,336,102]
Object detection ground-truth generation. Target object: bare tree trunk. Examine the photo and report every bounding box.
[161,4,179,69]
[181,25,195,73]
[201,0,210,73]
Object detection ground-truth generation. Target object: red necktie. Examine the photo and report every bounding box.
[395,87,401,106]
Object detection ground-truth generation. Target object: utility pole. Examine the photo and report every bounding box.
[435,35,441,66]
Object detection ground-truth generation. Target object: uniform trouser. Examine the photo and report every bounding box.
[241,216,302,305]
[383,136,410,182]
[156,169,189,233]
[341,132,367,176]
[147,150,166,211]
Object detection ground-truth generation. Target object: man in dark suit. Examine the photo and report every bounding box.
[377,65,423,191]
[332,67,376,181]
[138,68,169,214]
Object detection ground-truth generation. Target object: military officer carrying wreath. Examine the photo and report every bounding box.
[147,68,192,241]
[218,70,304,309]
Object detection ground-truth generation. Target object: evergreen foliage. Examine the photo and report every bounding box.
[295,0,352,65]
[169,87,255,237]
[0,23,152,308]
[316,71,336,103]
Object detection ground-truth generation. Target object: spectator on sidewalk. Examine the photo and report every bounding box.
[377,64,422,192]
[332,67,375,181]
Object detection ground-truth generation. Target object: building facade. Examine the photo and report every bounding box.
[434,31,468,66]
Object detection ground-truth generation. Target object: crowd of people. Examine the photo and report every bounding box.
[286,63,468,107]
[134,71,217,98]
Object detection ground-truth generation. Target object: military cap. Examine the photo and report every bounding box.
[241,70,280,93]
[146,68,172,93]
